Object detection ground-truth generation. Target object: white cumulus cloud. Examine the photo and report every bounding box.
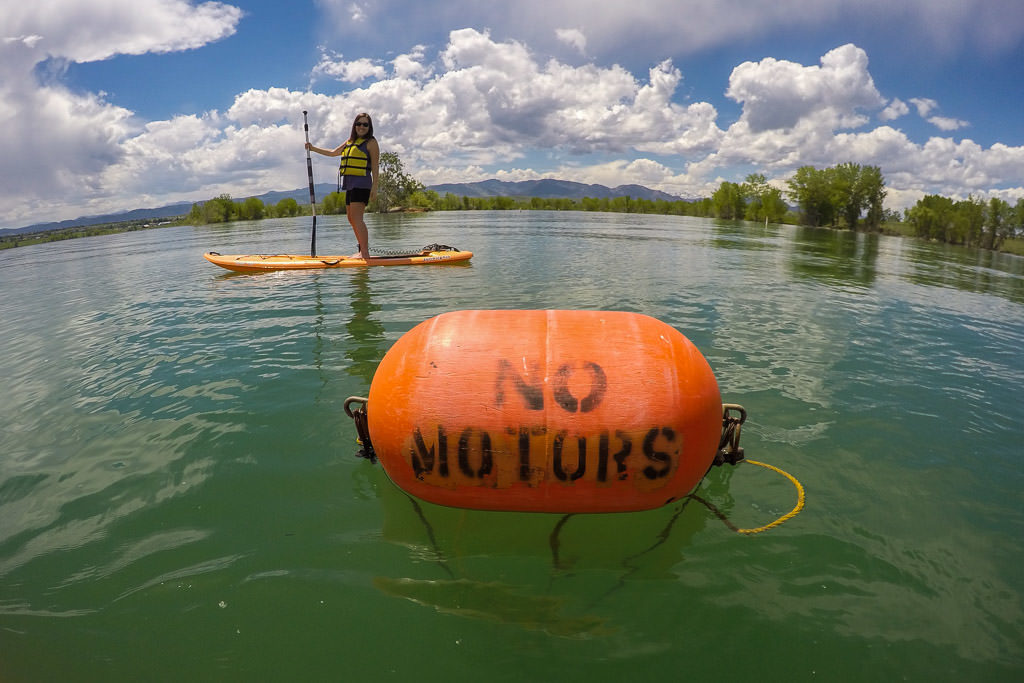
[1,10,1022,226]
[909,97,938,117]
[908,96,970,131]
[726,44,885,133]
[317,0,1024,65]
[928,116,970,132]
[312,50,387,83]
[879,98,910,122]
[555,28,587,54]
[0,0,243,226]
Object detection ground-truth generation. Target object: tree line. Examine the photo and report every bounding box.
[185,159,903,229]
[38,154,1016,255]
[187,187,727,222]
[8,153,1020,252]
[905,194,1021,251]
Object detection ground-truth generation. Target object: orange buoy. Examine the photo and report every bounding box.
[365,310,722,513]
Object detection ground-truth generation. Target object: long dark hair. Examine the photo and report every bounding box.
[349,112,374,141]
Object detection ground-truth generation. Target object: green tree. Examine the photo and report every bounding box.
[860,166,887,231]
[741,173,788,223]
[952,197,984,246]
[742,174,767,221]
[788,166,835,227]
[829,163,887,231]
[321,192,346,215]
[190,194,237,224]
[831,163,864,229]
[691,197,713,217]
[984,197,1013,250]
[786,163,886,230]
[187,202,205,224]
[493,195,516,210]
[406,189,440,210]
[440,192,462,211]
[374,151,424,213]
[710,181,745,219]
[608,195,633,213]
[238,197,265,220]
[906,195,955,241]
[274,197,300,217]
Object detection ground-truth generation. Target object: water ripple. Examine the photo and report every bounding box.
[1,215,1022,679]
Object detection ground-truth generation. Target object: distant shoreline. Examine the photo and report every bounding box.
[0,217,186,250]
[2,207,1022,257]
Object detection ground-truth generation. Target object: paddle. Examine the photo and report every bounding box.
[303,110,318,257]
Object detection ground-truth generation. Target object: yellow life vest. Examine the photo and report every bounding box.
[339,137,370,177]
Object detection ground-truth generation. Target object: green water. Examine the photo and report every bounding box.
[1,212,1022,681]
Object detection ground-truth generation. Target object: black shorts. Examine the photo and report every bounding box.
[345,187,371,205]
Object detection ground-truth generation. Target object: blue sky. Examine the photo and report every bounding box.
[2,0,1023,228]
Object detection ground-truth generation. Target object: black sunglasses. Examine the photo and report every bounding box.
[354,121,370,127]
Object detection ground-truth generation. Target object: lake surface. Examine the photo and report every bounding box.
[2,211,1022,681]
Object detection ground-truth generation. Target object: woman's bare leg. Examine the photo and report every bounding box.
[347,202,371,259]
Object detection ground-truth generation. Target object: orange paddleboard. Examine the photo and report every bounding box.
[204,247,471,273]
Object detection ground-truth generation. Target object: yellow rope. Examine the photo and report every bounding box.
[734,459,805,534]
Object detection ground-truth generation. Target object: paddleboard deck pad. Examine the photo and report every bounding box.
[204,244,472,272]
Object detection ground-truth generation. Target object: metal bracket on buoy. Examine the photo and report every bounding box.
[713,403,747,466]
[344,396,376,463]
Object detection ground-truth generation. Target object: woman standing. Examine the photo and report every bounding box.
[306,113,379,259]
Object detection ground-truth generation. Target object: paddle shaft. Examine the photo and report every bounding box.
[303,110,318,257]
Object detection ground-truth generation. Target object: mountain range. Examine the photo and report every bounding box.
[426,179,682,201]
[3,179,685,236]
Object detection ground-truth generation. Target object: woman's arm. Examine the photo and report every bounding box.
[367,138,380,199]
[305,142,344,157]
